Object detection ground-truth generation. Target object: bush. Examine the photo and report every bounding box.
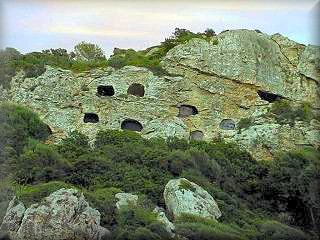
[85,187,122,227]
[13,140,69,184]
[74,41,106,61]
[114,206,169,240]
[271,100,314,125]
[0,103,51,154]
[15,181,74,206]
[237,117,254,131]
[256,220,309,240]
[0,47,21,88]
[175,214,246,240]
[95,129,144,148]
[264,147,320,233]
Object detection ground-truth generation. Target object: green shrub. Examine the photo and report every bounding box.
[0,103,51,154]
[271,100,314,125]
[15,181,74,206]
[13,140,70,184]
[57,131,90,161]
[179,179,196,192]
[0,47,21,88]
[237,117,254,131]
[256,220,309,240]
[175,214,246,240]
[114,206,169,240]
[67,152,112,187]
[74,41,106,61]
[85,187,122,227]
[95,129,144,148]
[265,147,320,233]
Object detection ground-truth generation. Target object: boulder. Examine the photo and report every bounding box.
[164,178,221,220]
[0,188,109,240]
[153,206,175,237]
[115,193,138,210]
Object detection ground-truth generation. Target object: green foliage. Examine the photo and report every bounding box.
[0,103,51,154]
[107,48,167,76]
[114,206,170,240]
[237,117,254,131]
[15,181,74,206]
[57,131,90,161]
[13,140,69,184]
[0,47,21,88]
[85,187,122,227]
[95,129,144,148]
[74,41,106,61]
[256,220,309,240]
[265,147,320,234]
[1,104,316,238]
[175,214,246,240]
[179,179,196,192]
[67,152,111,187]
[271,100,314,125]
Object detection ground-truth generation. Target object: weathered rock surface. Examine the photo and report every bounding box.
[115,193,138,209]
[0,188,109,240]
[3,29,320,160]
[164,178,221,220]
[297,45,320,83]
[153,206,175,237]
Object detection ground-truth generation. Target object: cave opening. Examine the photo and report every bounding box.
[97,85,115,96]
[190,130,204,141]
[178,105,199,118]
[219,119,236,130]
[127,83,145,97]
[121,119,143,132]
[83,113,99,123]
[46,125,53,135]
[257,90,283,103]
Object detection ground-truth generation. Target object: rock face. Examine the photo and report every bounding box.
[0,188,109,240]
[3,29,320,160]
[153,206,175,237]
[115,193,138,210]
[164,178,221,220]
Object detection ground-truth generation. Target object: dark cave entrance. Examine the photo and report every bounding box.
[46,125,53,135]
[83,113,99,123]
[219,119,236,130]
[190,130,204,141]
[257,90,283,103]
[97,85,115,96]
[121,119,143,132]
[127,83,145,97]
[178,105,199,118]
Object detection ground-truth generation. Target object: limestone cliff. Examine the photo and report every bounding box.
[3,30,319,160]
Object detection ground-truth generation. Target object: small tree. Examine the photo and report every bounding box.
[204,28,216,37]
[74,41,106,61]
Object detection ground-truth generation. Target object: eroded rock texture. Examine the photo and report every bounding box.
[4,30,320,160]
[164,178,221,220]
[0,189,109,240]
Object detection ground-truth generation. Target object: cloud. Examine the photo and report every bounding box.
[47,26,153,38]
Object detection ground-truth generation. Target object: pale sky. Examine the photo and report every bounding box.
[1,0,319,56]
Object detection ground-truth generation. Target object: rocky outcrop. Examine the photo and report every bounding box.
[0,188,109,240]
[115,193,138,209]
[153,206,175,237]
[297,45,320,83]
[3,29,320,160]
[164,178,221,220]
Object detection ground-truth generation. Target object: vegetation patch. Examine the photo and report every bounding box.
[237,117,254,132]
[179,179,197,192]
[1,104,319,239]
[271,100,314,125]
